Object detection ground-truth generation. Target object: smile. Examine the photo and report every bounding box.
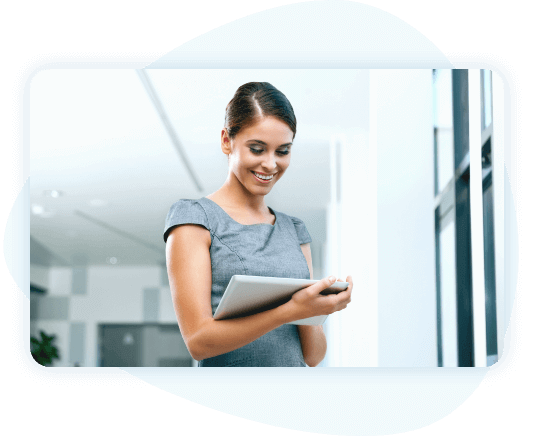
[251,171,275,183]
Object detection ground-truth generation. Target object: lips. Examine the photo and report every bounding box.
[251,171,275,183]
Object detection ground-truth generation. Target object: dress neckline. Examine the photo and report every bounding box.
[201,197,277,227]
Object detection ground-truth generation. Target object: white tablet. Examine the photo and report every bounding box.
[213,275,349,325]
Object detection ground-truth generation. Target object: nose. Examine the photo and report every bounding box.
[261,152,277,173]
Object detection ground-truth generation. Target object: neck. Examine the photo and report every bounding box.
[210,174,267,212]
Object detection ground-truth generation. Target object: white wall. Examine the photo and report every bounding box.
[30,264,188,367]
[30,265,72,366]
[325,70,437,367]
[30,264,49,290]
[30,264,50,339]
[374,69,437,367]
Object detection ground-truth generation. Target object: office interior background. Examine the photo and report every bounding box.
[29,69,505,368]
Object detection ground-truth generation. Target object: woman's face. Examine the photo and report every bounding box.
[222,116,293,197]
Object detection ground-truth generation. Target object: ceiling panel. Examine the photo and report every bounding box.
[29,69,368,266]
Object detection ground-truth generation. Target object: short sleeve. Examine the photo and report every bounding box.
[290,216,312,245]
[163,199,210,242]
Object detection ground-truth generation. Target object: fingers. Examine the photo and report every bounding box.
[309,276,337,295]
[322,294,350,314]
[329,276,352,306]
[344,276,353,300]
[344,275,353,294]
[314,275,351,296]
[317,276,336,292]
[310,275,352,309]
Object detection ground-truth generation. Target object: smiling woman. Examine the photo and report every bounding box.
[163,82,353,367]
[221,116,292,203]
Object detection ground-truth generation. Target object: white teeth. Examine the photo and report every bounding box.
[253,171,274,180]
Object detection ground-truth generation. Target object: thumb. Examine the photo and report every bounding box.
[311,275,337,293]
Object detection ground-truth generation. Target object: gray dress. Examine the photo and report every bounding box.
[163,197,312,367]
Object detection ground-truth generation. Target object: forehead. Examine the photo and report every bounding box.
[238,116,294,143]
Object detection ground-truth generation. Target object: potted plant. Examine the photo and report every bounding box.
[30,330,60,366]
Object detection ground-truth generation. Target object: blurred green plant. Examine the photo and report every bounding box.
[30,330,60,366]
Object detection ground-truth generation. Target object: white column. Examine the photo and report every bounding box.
[362,71,378,367]
[468,69,487,367]
[338,131,378,368]
[324,127,378,367]
[325,73,378,367]
[323,134,342,367]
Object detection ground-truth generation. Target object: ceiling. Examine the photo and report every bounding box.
[29,69,368,267]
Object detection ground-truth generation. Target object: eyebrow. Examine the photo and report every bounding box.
[246,139,292,147]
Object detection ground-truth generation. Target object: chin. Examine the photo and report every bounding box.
[249,185,272,196]
[236,173,275,195]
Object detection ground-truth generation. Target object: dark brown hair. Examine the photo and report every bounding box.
[224,82,297,139]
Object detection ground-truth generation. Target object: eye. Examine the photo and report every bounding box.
[249,145,290,156]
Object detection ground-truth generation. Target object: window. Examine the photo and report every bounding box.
[433,69,474,367]
[434,69,499,367]
[480,70,498,365]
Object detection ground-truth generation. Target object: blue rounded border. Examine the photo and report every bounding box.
[445,53,522,385]
[12,52,522,387]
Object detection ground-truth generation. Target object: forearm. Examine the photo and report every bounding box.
[187,302,296,361]
[297,325,327,367]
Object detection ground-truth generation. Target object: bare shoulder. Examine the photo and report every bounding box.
[165,224,213,343]
[165,223,212,286]
[166,223,211,249]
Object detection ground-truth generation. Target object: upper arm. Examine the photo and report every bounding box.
[165,224,213,345]
[300,243,313,280]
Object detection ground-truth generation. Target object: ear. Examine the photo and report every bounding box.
[221,128,232,155]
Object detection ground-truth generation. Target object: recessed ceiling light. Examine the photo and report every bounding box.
[43,190,64,198]
[31,204,44,215]
[31,204,55,218]
[106,257,119,265]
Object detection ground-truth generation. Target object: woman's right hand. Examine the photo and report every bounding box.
[285,275,353,322]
